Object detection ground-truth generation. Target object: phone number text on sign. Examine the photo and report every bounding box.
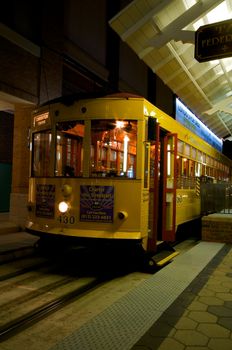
[80,185,114,223]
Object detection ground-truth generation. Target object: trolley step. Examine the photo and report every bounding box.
[152,250,179,267]
[143,241,179,272]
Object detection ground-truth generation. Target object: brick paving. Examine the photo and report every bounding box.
[132,244,232,350]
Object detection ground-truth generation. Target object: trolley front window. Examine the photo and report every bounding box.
[55,121,84,177]
[90,119,137,178]
[32,131,52,177]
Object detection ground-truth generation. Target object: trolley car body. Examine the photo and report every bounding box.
[26,94,232,252]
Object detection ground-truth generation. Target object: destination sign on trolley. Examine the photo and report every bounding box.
[195,19,232,62]
[33,112,49,128]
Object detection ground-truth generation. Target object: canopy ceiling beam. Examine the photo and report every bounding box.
[148,0,221,48]
[120,0,171,41]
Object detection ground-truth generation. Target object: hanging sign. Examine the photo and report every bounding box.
[195,19,232,62]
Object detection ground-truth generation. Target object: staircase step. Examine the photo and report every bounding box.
[0,222,21,235]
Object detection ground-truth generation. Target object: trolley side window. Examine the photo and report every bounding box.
[90,119,137,178]
[32,131,52,177]
[55,121,84,177]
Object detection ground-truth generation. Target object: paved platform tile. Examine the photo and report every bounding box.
[185,347,209,350]
[197,323,230,338]
[208,338,232,350]
[174,329,208,346]
[216,292,232,301]
[208,305,232,317]
[224,301,232,309]
[174,317,197,330]
[156,338,185,350]
[206,282,231,293]
[187,300,208,311]
[188,310,217,323]
[198,295,224,305]
[217,317,232,330]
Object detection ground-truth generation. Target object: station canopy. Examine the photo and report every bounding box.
[109,0,232,141]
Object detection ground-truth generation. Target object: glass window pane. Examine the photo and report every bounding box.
[32,131,52,177]
[191,147,196,159]
[55,121,84,177]
[90,119,137,178]
[197,150,202,162]
[177,140,184,154]
[202,153,206,163]
[184,143,190,157]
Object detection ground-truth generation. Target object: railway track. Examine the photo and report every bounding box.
[0,273,108,342]
[0,258,50,282]
[0,245,118,342]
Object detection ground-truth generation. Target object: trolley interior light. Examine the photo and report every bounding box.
[58,201,69,213]
[167,144,171,176]
[123,135,129,172]
[116,120,124,128]
[195,163,201,177]
[150,111,156,117]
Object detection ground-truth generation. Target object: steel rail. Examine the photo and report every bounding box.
[0,277,107,342]
[0,260,50,282]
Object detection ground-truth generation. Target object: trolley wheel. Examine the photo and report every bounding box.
[144,257,159,273]
[133,245,159,273]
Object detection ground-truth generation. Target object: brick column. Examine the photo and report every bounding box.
[10,103,35,227]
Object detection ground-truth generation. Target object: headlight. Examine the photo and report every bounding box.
[58,201,69,213]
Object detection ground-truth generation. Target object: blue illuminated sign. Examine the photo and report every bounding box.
[175,99,222,152]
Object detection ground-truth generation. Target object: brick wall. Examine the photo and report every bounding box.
[202,214,232,243]
[9,104,34,226]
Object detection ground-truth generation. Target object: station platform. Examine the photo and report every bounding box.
[49,241,232,350]
[0,218,231,349]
